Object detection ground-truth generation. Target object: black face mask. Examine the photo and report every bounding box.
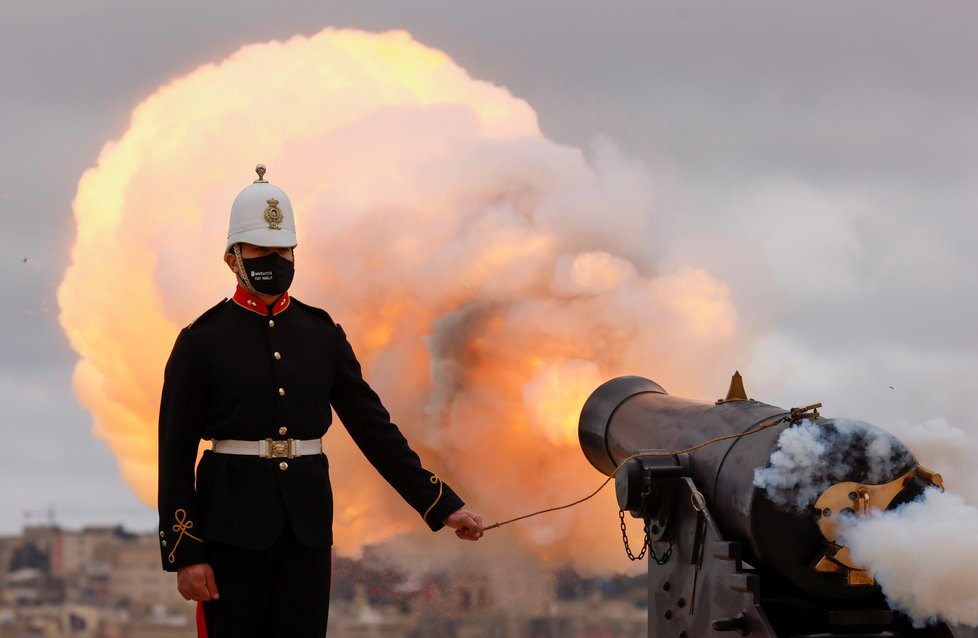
[241,252,295,296]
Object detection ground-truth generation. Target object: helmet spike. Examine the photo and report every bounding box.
[255,164,267,183]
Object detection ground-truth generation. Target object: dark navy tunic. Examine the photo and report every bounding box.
[157,286,464,570]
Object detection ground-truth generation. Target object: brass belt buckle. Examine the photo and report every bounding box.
[266,438,294,459]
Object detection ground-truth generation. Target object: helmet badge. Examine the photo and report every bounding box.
[264,198,284,230]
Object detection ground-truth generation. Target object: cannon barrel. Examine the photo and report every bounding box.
[577,375,968,637]
[579,375,926,600]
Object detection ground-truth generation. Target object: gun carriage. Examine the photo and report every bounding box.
[579,374,973,638]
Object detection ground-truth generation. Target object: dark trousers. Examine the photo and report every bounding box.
[201,522,331,638]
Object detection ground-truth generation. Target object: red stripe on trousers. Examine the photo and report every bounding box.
[196,601,208,638]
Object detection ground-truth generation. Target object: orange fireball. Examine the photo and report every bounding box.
[58,27,739,569]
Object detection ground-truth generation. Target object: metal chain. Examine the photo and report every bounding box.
[650,538,674,566]
[618,510,675,564]
[619,509,649,561]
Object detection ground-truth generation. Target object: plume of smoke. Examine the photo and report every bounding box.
[884,417,978,505]
[753,419,914,513]
[58,28,741,570]
[837,417,978,627]
[757,416,978,626]
[839,489,978,627]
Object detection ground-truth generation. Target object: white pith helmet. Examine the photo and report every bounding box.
[225,164,297,254]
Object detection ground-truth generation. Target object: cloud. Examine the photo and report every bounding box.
[57,28,739,570]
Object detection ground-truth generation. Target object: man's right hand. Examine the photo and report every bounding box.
[177,563,220,602]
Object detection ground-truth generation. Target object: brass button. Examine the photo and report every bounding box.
[160,531,165,538]
[274,351,282,360]
[268,319,275,328]
[278,426,287,436]
[279,461,289,471]
[278,387,285,396]
[161,540,168,547]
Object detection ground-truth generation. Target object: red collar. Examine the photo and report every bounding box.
[231,285,291,316]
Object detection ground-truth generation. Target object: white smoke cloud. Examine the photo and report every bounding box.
[756,415,978,627]
[885,417,978,505]
[834,418,908,485]
[839,416,978,627]
[752,420,828,512]
[839,489,978,627]
[753,419,914,513]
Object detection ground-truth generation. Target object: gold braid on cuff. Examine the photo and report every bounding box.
[422,474,444,525]
[167,508,203,565]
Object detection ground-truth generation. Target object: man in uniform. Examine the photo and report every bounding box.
[157,165,484,638]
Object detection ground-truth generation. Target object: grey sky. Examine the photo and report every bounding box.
[2,1,977,535]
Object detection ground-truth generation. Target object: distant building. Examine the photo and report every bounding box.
[0,524,194,638]
[0,524,647,638]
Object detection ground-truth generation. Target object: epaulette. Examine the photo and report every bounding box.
[290,297,338,326]
[186,298,228,330]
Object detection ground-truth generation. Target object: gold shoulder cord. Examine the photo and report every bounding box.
[423,474,444,525]
[167,509,203,565]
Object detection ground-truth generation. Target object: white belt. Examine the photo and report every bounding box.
[211,438,322,459]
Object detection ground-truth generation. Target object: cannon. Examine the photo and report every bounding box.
[579,374,976,638]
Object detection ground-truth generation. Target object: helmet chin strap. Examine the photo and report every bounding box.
[232,243,260,295]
